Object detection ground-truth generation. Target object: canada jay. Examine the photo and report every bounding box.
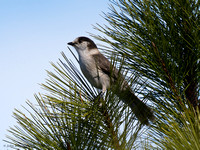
[68,36,154,125]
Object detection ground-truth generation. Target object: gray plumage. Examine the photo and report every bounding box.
[68,36,154,125]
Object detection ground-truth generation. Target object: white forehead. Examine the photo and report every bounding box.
[74,37,79,43]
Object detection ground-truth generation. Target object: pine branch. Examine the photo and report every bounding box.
[67,142,71,150]
[151,41,182,106]
[98,98,121,149]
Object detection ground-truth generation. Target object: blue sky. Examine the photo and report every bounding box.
[0,0,110,149]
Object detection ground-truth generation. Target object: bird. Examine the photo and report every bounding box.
[68,36,154,125]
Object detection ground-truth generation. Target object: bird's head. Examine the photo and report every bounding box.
[68,36,97,52]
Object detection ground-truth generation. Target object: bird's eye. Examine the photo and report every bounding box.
[78,40,82,44]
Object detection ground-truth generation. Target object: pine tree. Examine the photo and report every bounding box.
[94,0,200,148]
[95,0,199,109]
[5,0,200,149]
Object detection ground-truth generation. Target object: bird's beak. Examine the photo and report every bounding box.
[68,42,75,46]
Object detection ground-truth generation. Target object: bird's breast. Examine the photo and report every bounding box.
[79,55,108,89]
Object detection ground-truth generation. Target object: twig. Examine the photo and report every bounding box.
[67,142,71,150]
[98,97,121,149]
[152,42,183,105]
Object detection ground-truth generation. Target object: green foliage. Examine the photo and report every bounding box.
[152,107,200,150]
[93,0,200,149]
[95,0,199,107]
[6,52,146,149]
[5,0,200,149]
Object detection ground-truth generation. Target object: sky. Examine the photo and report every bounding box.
[0,0,110,149]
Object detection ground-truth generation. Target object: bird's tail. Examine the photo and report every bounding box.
[130,95,155,125]
[117,90,155,125]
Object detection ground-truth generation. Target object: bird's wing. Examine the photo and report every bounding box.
[92,53,119,80]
